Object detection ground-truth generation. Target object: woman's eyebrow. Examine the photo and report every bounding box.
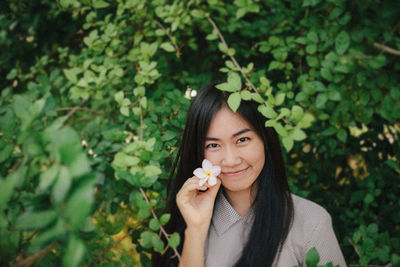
[232,128,252,137]
[205,128,252,141]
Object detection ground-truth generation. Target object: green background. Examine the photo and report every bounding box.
[1,0,399,266]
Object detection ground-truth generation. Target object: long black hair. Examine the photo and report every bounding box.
[152,83,294,267]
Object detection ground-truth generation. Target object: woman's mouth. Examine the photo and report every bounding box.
[221,167,249,176]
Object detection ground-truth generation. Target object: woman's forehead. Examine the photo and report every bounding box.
[206,107,253,137]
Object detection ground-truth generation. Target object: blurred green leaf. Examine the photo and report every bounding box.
[227,92,241,112]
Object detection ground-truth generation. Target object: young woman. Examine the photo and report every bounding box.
[152,83,346,267]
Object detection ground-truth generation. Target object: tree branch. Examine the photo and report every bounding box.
[12,242,59,267]
[374,42,400,56]
[64,99,89,122]
[139,187,182,264]
[204,13,259,94]
[57,106,103,116]
[153,19,182,57]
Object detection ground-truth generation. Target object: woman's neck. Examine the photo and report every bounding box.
[223,187,256,217]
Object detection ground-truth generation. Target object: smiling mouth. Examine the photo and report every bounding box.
[221,167,249,176]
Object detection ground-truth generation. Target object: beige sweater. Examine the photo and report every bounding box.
[204,193,347,267]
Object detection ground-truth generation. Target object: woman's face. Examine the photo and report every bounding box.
[204,106,265,195]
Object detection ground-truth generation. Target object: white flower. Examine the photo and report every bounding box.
[193,159,221,186]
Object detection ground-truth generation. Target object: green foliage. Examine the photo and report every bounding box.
[1,0,399,266]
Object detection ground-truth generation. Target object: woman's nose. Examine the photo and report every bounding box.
[221,146,241,166]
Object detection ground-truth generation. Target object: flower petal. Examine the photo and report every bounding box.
[210,165,221,176]
[193,168,205,178]
[208,176,217,186]
[199,178,207,186]
[202,159,212,170]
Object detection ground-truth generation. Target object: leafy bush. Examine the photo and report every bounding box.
[1,0,399,266]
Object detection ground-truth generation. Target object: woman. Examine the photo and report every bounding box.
[152,83,346,267]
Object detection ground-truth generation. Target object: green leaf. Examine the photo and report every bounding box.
[251,93,264,103]
[93,0,109,8]
[65,176,96,231]
[191,9,204,18]
[112,152,140,168]
[227,92,241,112]
[268,61,284,71]
[160,213,171,225]
[168,232,181,249]
[152,235,165,253]
[15,210,57,230]
[306,56,319,67]
[161,130,176,141]
[39,164,60,192]
[272,122,288,137]
[149,218,160,231]
[120,106,129,117]
[298,113,315,128]
[282,136,294,152]
[52,166,72,204]
[291,128,307,141]
[335,31,350,55]
[240,90,252,100]
[320,68,333,81]
[258,104,277,119]
[69,153,91,178]
[64,68,80,83]
[336,129,347,143]
[30,219,66,249]
[114,91,124,105]
[63,235,86,267]
[227,72,242,92]
[236,8,247,19]
[316,93,328,108]
[160,42,175,52]
[140,231,154,249]
[307,31,319,43]
[144,165,162,177]
[134,86,146,97]
[216,82,236,92]
[305,247,320,267]
[275,93,285,105]
[290,105,304,122]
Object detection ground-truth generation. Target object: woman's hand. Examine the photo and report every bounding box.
[176,176,221,233]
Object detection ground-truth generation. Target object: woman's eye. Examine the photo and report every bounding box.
[237,137,250,144]
[206,143,219,149]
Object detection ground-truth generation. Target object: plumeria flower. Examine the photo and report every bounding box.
[193,159,221,186]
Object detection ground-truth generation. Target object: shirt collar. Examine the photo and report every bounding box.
[212,190,254,236]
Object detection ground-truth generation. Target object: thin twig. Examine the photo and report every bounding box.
[57,106,103,116]
[64,99,88,122]
[139,187,182,264]
[348,238,361,258]
[139,97,144,140]
[153,19,182,57]
[12,242,59,267]
[374,42,400,56]
[204,13,259,94]
[86,226,139,267]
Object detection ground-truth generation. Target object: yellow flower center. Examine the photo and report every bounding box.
[205,171,212,179]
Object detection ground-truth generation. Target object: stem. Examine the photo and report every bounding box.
[374,42,400,56]
[348,238,361,258]
[204,13,259,94]
[139,187,182,264]
[64,99,88,122]
[57,106,103,116]
[12,242,59,267]
[139,97,144,140]
[153,19,182,57]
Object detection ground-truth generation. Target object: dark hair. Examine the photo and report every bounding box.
[152,83,294,267]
